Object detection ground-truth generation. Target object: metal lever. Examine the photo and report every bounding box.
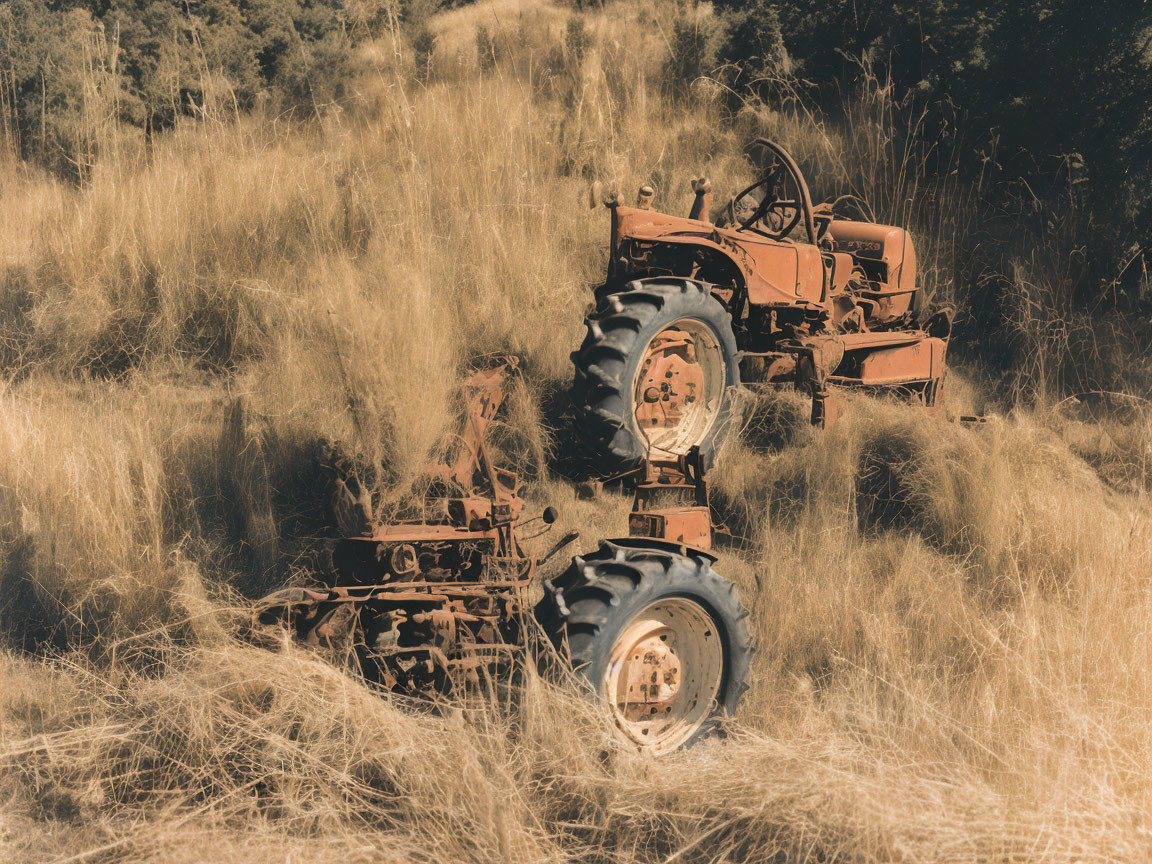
[541,530,580,564]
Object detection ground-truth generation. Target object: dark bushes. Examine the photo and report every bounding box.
[0,0,362,174]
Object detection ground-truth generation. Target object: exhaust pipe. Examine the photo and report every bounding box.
[689,177,712,222]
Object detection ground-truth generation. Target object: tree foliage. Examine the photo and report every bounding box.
[713,0,1152,297]
[0,0,365,173]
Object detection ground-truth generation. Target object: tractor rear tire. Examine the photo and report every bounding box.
[536,539,753,753]
[571,279,739,473]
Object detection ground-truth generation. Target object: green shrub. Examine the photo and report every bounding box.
[718,0,788,92]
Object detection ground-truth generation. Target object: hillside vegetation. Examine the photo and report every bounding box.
[1,1,1150,862]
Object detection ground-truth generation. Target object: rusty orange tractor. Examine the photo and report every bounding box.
[572,138,953,472]
[255,358,754,754]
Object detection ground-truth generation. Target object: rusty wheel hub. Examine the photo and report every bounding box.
[632,319,724,458]
[603,597,725,753]
[617,633,683,721]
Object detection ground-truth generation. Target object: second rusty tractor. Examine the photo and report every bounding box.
[256,358,753,755]
[572,138,953,474]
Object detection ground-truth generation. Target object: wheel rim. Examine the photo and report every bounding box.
[602,597,725,754]
[631,319,726,459]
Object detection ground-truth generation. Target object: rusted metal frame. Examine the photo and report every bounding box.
[252,352,553,700]
[627,449,716,550]
[364,525,501,541]
[324,579,531,598]
[410,609,501,625]
[827,375,936,387]
[328,588,522,603]
[837,336,946,389]
[448,362,510,491]
[781,338,843,427]
[629,508,713,550]
[789,333,946,422]
[853,286,919,299]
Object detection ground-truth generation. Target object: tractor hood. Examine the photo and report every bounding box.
[826,220,916,298]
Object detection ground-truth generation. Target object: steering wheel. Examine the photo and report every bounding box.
[731,164,803,240]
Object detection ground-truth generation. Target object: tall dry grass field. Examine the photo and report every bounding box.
[1,1,1149,862]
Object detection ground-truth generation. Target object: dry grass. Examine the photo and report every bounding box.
[0,1,1149,861]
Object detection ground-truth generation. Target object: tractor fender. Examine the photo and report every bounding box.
[616,207,828,310]
[616,215,751,292]
[632,231,750,277]
[623,230,825,310]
